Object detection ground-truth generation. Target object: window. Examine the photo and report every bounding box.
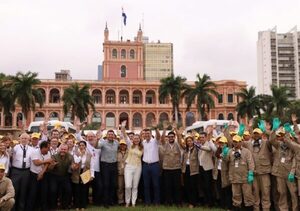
[218,94,223,104]
[146,96,153,104]
[133,96,140,104]
[121,65,126,78]
[130,49,135,59]
[227,94,233,103]
[112,49,117,59]
[121,49,126,59]
[120,96,127,104]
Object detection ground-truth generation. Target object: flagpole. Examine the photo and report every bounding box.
[121,7,123,41]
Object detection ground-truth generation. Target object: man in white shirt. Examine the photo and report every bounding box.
[26,141,52,211]
[142,127,161,205]
[10,133,34,211]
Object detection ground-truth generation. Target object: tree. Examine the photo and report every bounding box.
[270,85,291,118]
[10,72,44,127]
[0,74,15,115]
[159,74,187,123]
[62,83,95,122]
[184,73,219,121]
[235,86,261,119]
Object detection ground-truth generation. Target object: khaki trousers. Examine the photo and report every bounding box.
[117,174,125,204]
[253,174,271,211]
[276,176,298,211]
[232,183,254,207]
[298,178,300,197]
[0,198,15,211]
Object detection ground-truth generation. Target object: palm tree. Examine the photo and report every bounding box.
[159,74,187,123]
[62,83,95,122]
[10,71,44,127]
[270,85,291,118]
[235,86,261,119]
[0,75,15,115]
[183,73,219,121]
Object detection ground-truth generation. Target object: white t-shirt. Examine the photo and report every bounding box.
[30,149,51,174]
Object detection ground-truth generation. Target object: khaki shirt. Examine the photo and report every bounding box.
[286,139,300,178]
[117,150,128,176]
[161,142,181,170]
[182,147,199,176]
[213,150,230,188]
[0,177,14,201]
[243,139,272,175]
[224,147,255,184]
[71,152,92,184]
[270,133,296,178]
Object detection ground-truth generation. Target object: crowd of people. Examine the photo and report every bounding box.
[0,115,300,211]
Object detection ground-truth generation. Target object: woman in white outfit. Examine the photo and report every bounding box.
[124,134,143,207]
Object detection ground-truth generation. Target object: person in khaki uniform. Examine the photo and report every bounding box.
[117,140,128,205]
[269,128,298,211]
[213,136,232,211]
[181,135,199,208]
[285,132,300,203]
[0,163,15,211]
[223,135,255,211]
[160,122,183,206]
[242,128,272,211]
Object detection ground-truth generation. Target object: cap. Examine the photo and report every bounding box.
[229,131,237,136]
[54,122,62,129]
[232,135,242,142]
[253,128,263,135]
[243,131,251,136]
[0,135,3,140]
[276,128,285,136]
[31,133,40,139]
[119,140,127,145]
[0,163,5,170]
[218,136,228,143]
[194,133,200,139]
[68,133,76,140]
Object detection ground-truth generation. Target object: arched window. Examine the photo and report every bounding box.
[92,112,102,123]
[121,49,126,59]
[218,113,224,120]
[35,112,45,121]
[130,49,135,59]
[49,89,60,103]
[112,49,117,59]
[121,65,126,78]
[133,113,142,128]
[49,112,59,120]
[106,112,115,128]
[159,113,169,123]
[185,112,195,126]
[92,89,102,104]
[146,113,155,127]
[106,89,115,104]
[227,113,234,120]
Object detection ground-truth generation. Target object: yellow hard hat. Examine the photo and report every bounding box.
[230,131,237,136]
[0,163,5,170]
[119,140,127,145]
[243,131,251,136]
[54,122,62,129]
[194,133,200,139]
[276,128,285,136]
[232,135,242,142]
[31,132,40,139]
[218,136,228,143]
[253,128,263,135]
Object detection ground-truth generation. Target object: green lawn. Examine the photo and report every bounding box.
[67,205,225,210]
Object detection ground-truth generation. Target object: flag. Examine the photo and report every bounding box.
[122,8,127,26]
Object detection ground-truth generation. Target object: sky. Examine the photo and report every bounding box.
[0,0,299,87]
